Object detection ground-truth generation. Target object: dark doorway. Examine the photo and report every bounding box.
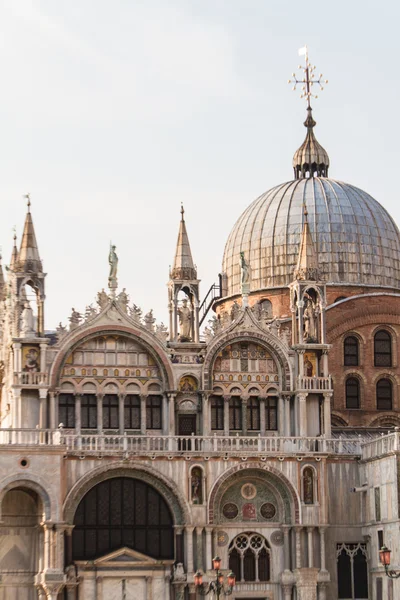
[178,415,197,450]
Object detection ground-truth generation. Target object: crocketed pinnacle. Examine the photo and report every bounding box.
[293,106,330,179]
[170,205,197,280]
[294,205,320,281]
[15,199,42,273]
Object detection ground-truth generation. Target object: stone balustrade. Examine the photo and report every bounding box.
[360,431,400,460]
[13,372,48,386]
[297,376,332,391]
[0,429,366,457]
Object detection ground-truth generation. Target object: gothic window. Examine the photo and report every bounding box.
[103,394,119,429]
[124,395,141,429]
[146,396,162,429]
[376,379,393,410]
[58,394,75,428]
[374,330,392,367]
[81,394,97,429]
[337,543,368,599]
[190,467,203,504]
[229,397,242,431]
[247,397,260,431]
[303,467,315,504]
[72,477,174,561]
[211,397,224,430]
[346,377,360,409]
[344,336,359,366]
[266,397,278,430]
[228,533,270,582]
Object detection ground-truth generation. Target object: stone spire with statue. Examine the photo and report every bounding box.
[108,243,118,298]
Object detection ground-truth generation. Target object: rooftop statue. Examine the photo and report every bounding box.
[108,244,118,293]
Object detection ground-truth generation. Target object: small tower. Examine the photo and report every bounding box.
[10,196,46,338]
[168,206,200,343]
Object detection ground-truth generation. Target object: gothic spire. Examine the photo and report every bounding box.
[15,195,42,273]
[170,205,197,280]
[294,206,320,281]
[9,231,18,271]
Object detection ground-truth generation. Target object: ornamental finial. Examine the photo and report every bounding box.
[288,46,328,109]
[23,193,31,212]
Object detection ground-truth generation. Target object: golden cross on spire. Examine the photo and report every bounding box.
[288,46,328,108]
[23,193,31,211]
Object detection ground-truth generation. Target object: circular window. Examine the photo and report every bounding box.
[19,458,29,468]
[222,503,239,520]
[260,502,276,520]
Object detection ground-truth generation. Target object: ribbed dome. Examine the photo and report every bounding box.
[222,178,400,297]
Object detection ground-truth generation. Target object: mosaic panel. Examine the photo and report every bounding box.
[219,478,280,523]
[213,341,279,385]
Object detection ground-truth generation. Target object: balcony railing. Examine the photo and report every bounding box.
[361,432,400,460]
[0,429,364,456]
[297,375,332,391]
[13,372,48,386]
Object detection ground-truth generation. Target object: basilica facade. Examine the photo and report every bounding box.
[0,64,399,600]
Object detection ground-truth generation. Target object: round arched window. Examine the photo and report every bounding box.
[72,477,174,560]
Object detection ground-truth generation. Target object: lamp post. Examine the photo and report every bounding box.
[379,545,400,579]
[194,556,236,598]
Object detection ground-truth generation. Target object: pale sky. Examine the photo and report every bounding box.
[1,0,400,329]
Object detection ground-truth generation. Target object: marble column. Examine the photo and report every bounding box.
[223,396,230,436]
[282,526,291,571]
[39,389,47,429]
[97,394,104,433]
[307,527,314,568]
[298,394,307,437]
[285,397,291,436]
[140,394,147,434]
[119,394,125,433]
[260,397,266,435]
[241,397,248,435]
[202,393,210,436]
[49,391,56,429]
[168,393,176,436]
[40,342,47,373]
[319,527,327,571]
[278,394,285,436]
[205,527,213,571]
[196,527,204,571]
[323,393,332,438]
[295,526,303,569]
[185,527,195,574]
[75,394,81,433]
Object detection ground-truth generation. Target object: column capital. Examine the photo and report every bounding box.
[167,392,176,400]
[140,393,149,400]
[223,395,230,403]
[195,526,204,535]
[97,393,104,400]
[307,526,314,533]
[205,526,213,533]
[241,395,249,403]
[294,525,303,532]
[185,526,195,534]
[323,392,333,399]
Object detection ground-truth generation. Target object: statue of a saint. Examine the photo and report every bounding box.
[230,300,240,322]
[108,244,118,290]
[178,299,191,340]
[240,251,251,296]
[117,288,129,313]
[303,294,317,342]
[144,309,156,332]
[129,303,142,322]
[69,308,82,331]
[20,301,35,337]
[97,288,109,310]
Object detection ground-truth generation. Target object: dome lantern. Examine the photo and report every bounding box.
[292,106,330,179]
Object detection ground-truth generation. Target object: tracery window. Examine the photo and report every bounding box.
[374,330,392,367]
[211,397,224,430]
[265,397,278,430]
[72,477,174,560]
[247,397,260,431]
[124,395,141,429]
[58,394,75,428]
[103,394,119,429]
[146,396,162,429]
[81,394,97,429]
[376,379,393,411]
[346,378,360,409]
[344,336,359,366]
[228,533,270,582]
[229,397,242,431]
[337,543,368,599]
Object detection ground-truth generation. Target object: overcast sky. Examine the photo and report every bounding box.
[1,0,400,329]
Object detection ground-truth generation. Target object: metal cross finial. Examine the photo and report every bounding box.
[288,46,328,108]
[23,193,31,211]
[181,203,185,220]
[12,226,17,243]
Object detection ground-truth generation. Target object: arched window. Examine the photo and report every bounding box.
[346,378,360,409]
[211,397,224,430]
[228,533,270,582]
[229,397,242,431]
[377,379,393,411]
[124,395,141,430]
[344,336,359,366]
[58,394,75,428]
[266,397,278,431]
[247,397,260,431]
[302,467,315,504]
[81,394,97,429]
[103,394,119,429]
[72,477,174,560]
[337,543,368,599]
[146,396,162,429]
[374,330,392,367]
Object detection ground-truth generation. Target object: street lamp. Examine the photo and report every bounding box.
[379,545,400,579]
[194,556,236,597]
